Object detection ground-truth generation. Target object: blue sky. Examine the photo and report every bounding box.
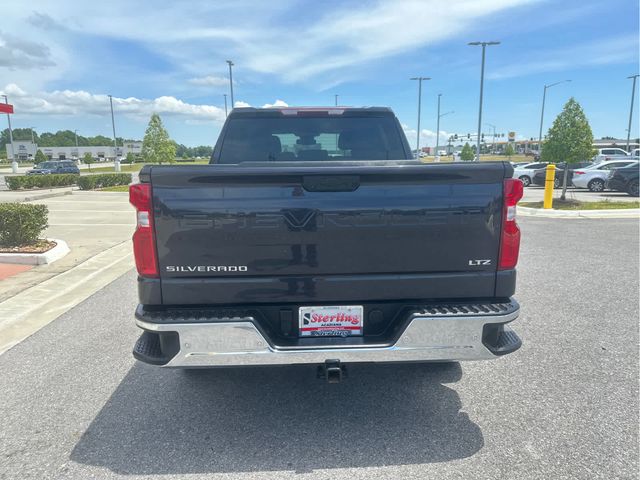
[1,0,638,147]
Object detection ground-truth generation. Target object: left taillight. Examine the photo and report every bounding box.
[129,183,158,278]
[498,178,524,270]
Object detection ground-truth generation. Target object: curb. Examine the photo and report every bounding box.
[0,241,133,355]
[519,206,640,218]
[0,188,75,202]
[0,239,70,265]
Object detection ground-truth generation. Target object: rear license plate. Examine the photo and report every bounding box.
[299,305,364,337]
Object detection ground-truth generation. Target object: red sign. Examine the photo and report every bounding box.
[0,103,14,114]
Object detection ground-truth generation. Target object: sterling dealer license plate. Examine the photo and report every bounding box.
[299,305,364,337]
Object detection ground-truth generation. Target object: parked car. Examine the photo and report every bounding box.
[129,106,523,376]
[593,148,631,162]
[26,160,80,175]
[531,161,594,188]
[572,160,639,192]
[512,162,548,186]
[632,148,640,157]
[605,164,640,197]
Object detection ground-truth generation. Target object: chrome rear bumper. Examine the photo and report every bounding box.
[134,301,521,367]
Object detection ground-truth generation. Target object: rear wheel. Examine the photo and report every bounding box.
[519,175,531,187]
[554,177,560,188]
[588,178,605,192]
[628,180,639,197]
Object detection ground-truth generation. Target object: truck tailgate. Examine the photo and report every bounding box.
[148,162,511,304]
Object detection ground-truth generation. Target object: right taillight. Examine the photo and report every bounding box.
[499,178,524,270]
[129,183,159,278]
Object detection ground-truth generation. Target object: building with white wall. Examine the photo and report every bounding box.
[6,141,142,161]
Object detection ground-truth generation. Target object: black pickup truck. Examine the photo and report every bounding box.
[130,107,523,380]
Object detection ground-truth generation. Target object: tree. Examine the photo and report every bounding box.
[83,152,94,169]
[460,142,474,161]
[34,150,47,164]
[504,143,515,159]
[141,114,176,164]
[125,152,136,164]
[541,98,594,200]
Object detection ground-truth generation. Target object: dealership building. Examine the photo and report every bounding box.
[5,141,143,162]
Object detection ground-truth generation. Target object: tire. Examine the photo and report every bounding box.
[627,180,639,197]
[588,178,605,192]
[519,175,531,187]
[554,177,560,189]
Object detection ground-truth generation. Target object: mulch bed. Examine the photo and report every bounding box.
[0,240,57,254]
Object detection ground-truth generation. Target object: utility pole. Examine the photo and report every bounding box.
[226,60,235,107]
[468,41,500,161]
[538,80,571,157]
[2,95,15,168]
[108,95,118,163]
[435,94,453,160]
[30,127,36,144]
[74,129,79,147]
[410,76,431,156]
[223,94,228,117]
[626,74,639,152]
[436,94,441,158]
[485,123,496,153]
[334,94,339,106]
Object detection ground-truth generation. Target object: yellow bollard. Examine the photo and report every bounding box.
[543,164,556,209]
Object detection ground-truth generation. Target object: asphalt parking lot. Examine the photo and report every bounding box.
[0,216,638,479]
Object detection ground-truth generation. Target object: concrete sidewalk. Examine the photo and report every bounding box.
[0,191,134,302]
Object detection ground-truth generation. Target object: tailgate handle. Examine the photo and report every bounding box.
[302,175,360,192]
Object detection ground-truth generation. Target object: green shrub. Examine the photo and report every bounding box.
[77,173,132,190]
[5,174,79,190]
[0,203,49,247]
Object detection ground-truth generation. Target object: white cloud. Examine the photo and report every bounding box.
[233,100,251,108]
[402,123,451,148]
[261,100,288,108]
[188,75,230,87]
[0,83,226,122]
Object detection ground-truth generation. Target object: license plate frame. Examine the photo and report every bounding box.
[298,305,364,337]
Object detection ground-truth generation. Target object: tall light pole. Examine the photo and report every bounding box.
[1,95,15,164]
[108,95,118,160]
[538,80,571,157]
[223,94,228,117]
[334,94,339,106]
[410,76,431,155]
[468,41,500,161]
[435,94,453,158]
[485,123,496,153]
[626,74,639,152]
[30,126,36,144]
[74,129,79,148]
[226,60,235,107]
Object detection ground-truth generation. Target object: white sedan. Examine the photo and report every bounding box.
[512,162,548,187]
[572,160,639,192]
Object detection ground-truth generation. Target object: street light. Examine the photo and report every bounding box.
[74,129,78,148]
[223,94,228,118]
[626,74,639,152]
[108,95,118,161]
[538,80,571,157]
[410,76,431,155]
[435,93,453,158]
[226,60,235,107]
[30,127,36,145]
[485,123,496,153]
[468,41,500,161]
